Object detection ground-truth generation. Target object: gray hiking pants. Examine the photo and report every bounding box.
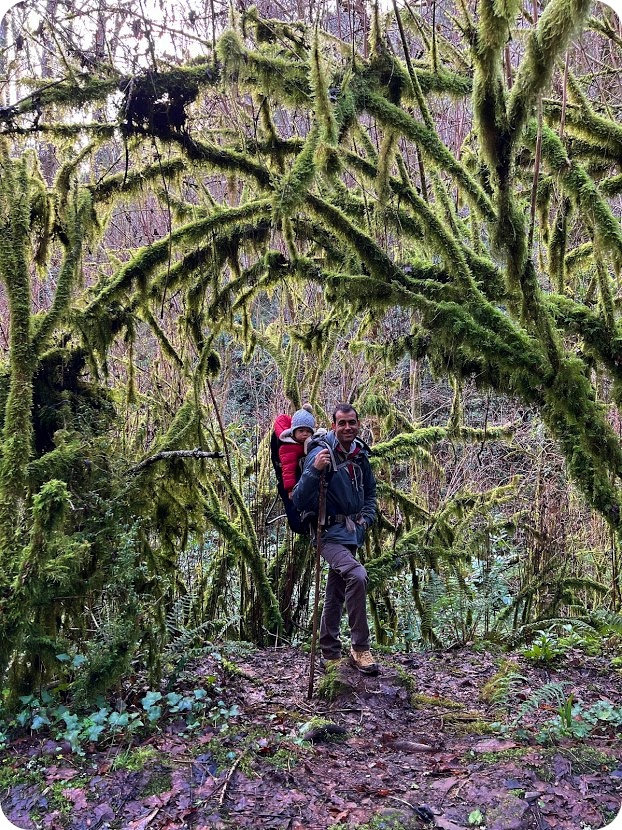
[319,541,370,658]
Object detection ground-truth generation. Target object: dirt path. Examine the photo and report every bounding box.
[2,646,621,829]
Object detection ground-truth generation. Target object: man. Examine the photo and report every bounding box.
[292,403,378,676]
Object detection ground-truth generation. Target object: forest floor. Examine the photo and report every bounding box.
[1,644,622,830]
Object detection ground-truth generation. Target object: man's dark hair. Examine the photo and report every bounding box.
[332,403,359,422]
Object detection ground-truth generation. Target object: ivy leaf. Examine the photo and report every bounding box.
[31,714,50,730]
[145,706,161,723]
[141,691,163,709]
[62,713,79,730]
[468,809,484,826]
[86,724,105,741]
[108,711,129,728]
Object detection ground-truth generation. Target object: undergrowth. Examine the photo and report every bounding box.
[0,644,245,757]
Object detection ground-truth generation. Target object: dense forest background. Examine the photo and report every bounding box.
[0,0,621,706]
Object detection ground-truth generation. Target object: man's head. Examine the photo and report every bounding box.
[332,403,360,450]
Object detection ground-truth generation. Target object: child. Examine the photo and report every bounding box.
[274,404,316,496]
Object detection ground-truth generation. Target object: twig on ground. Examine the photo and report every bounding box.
[218,751,246,807]
[387,794,416,809]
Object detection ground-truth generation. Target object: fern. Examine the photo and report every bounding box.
[163,620,221,662]
[481,661,527,706]
[512,681,568,726]
[587,609,622,637]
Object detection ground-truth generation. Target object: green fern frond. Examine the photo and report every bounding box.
[512,681,568,726]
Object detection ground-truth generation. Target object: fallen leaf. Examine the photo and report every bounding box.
[44,767,79,783]
[144,791,174,808]
[430,752,459,765]
[430,776,460,795]
[92,803,115,823]
[127,807,159,829]
[38,739,68,757]
[434,816,468,830]
[388,739,434,752]
[486,794,530,830]
[157,738,186,754]
[552,753,572,782]
[42,810,65,830]
[471,739,518,753]
[62,788,88,810]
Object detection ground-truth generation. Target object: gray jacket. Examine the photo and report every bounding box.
[292,430,376,547]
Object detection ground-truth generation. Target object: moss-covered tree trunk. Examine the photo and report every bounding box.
[0,147,37,546]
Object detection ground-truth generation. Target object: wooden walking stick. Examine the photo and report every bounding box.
[307,469,327,700]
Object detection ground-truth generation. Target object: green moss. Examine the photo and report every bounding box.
[393,666,417,696]
[317,664,352,701]
[532,123,622,267]
[112,745,159,772]
[221,656,252,678]
[141,768,173,796]
[480,659,524,704]
[310,35,337,150]
[329,812,415,830]
[463,746,535,765]
[263,746,301,769]
[0,759,44,792]
[540,745,619,775]
[355,85,495,222]
[83,199,272,322]
[507,0,591,137]
[447,717,496,735]
[274,125,319,221]
[411,692,464,709]
[217,31,311,106]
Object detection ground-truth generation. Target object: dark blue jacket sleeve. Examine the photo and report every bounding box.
[291,447,323,514]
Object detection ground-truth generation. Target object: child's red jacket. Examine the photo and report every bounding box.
[274,413,305,493]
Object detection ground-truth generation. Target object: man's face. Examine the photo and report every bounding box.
[334,410,359,448]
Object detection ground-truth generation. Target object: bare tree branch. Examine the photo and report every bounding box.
[129,448,224,474]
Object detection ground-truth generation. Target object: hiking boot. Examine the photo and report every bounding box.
[349,649,379,676]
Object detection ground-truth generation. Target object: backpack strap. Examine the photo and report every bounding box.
[353,436,373,455]
[306,436,369,471]
[327,439,369,470]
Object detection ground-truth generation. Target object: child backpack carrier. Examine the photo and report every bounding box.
[270,413,311,535]
[269,412,327,535]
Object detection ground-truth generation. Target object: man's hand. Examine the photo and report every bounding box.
[313,449,331,471]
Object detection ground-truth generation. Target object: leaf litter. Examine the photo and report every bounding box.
[1,646,620,829]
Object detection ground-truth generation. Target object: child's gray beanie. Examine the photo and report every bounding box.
[291,404,315,431]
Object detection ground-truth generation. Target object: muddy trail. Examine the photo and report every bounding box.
[2,645,621,830]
